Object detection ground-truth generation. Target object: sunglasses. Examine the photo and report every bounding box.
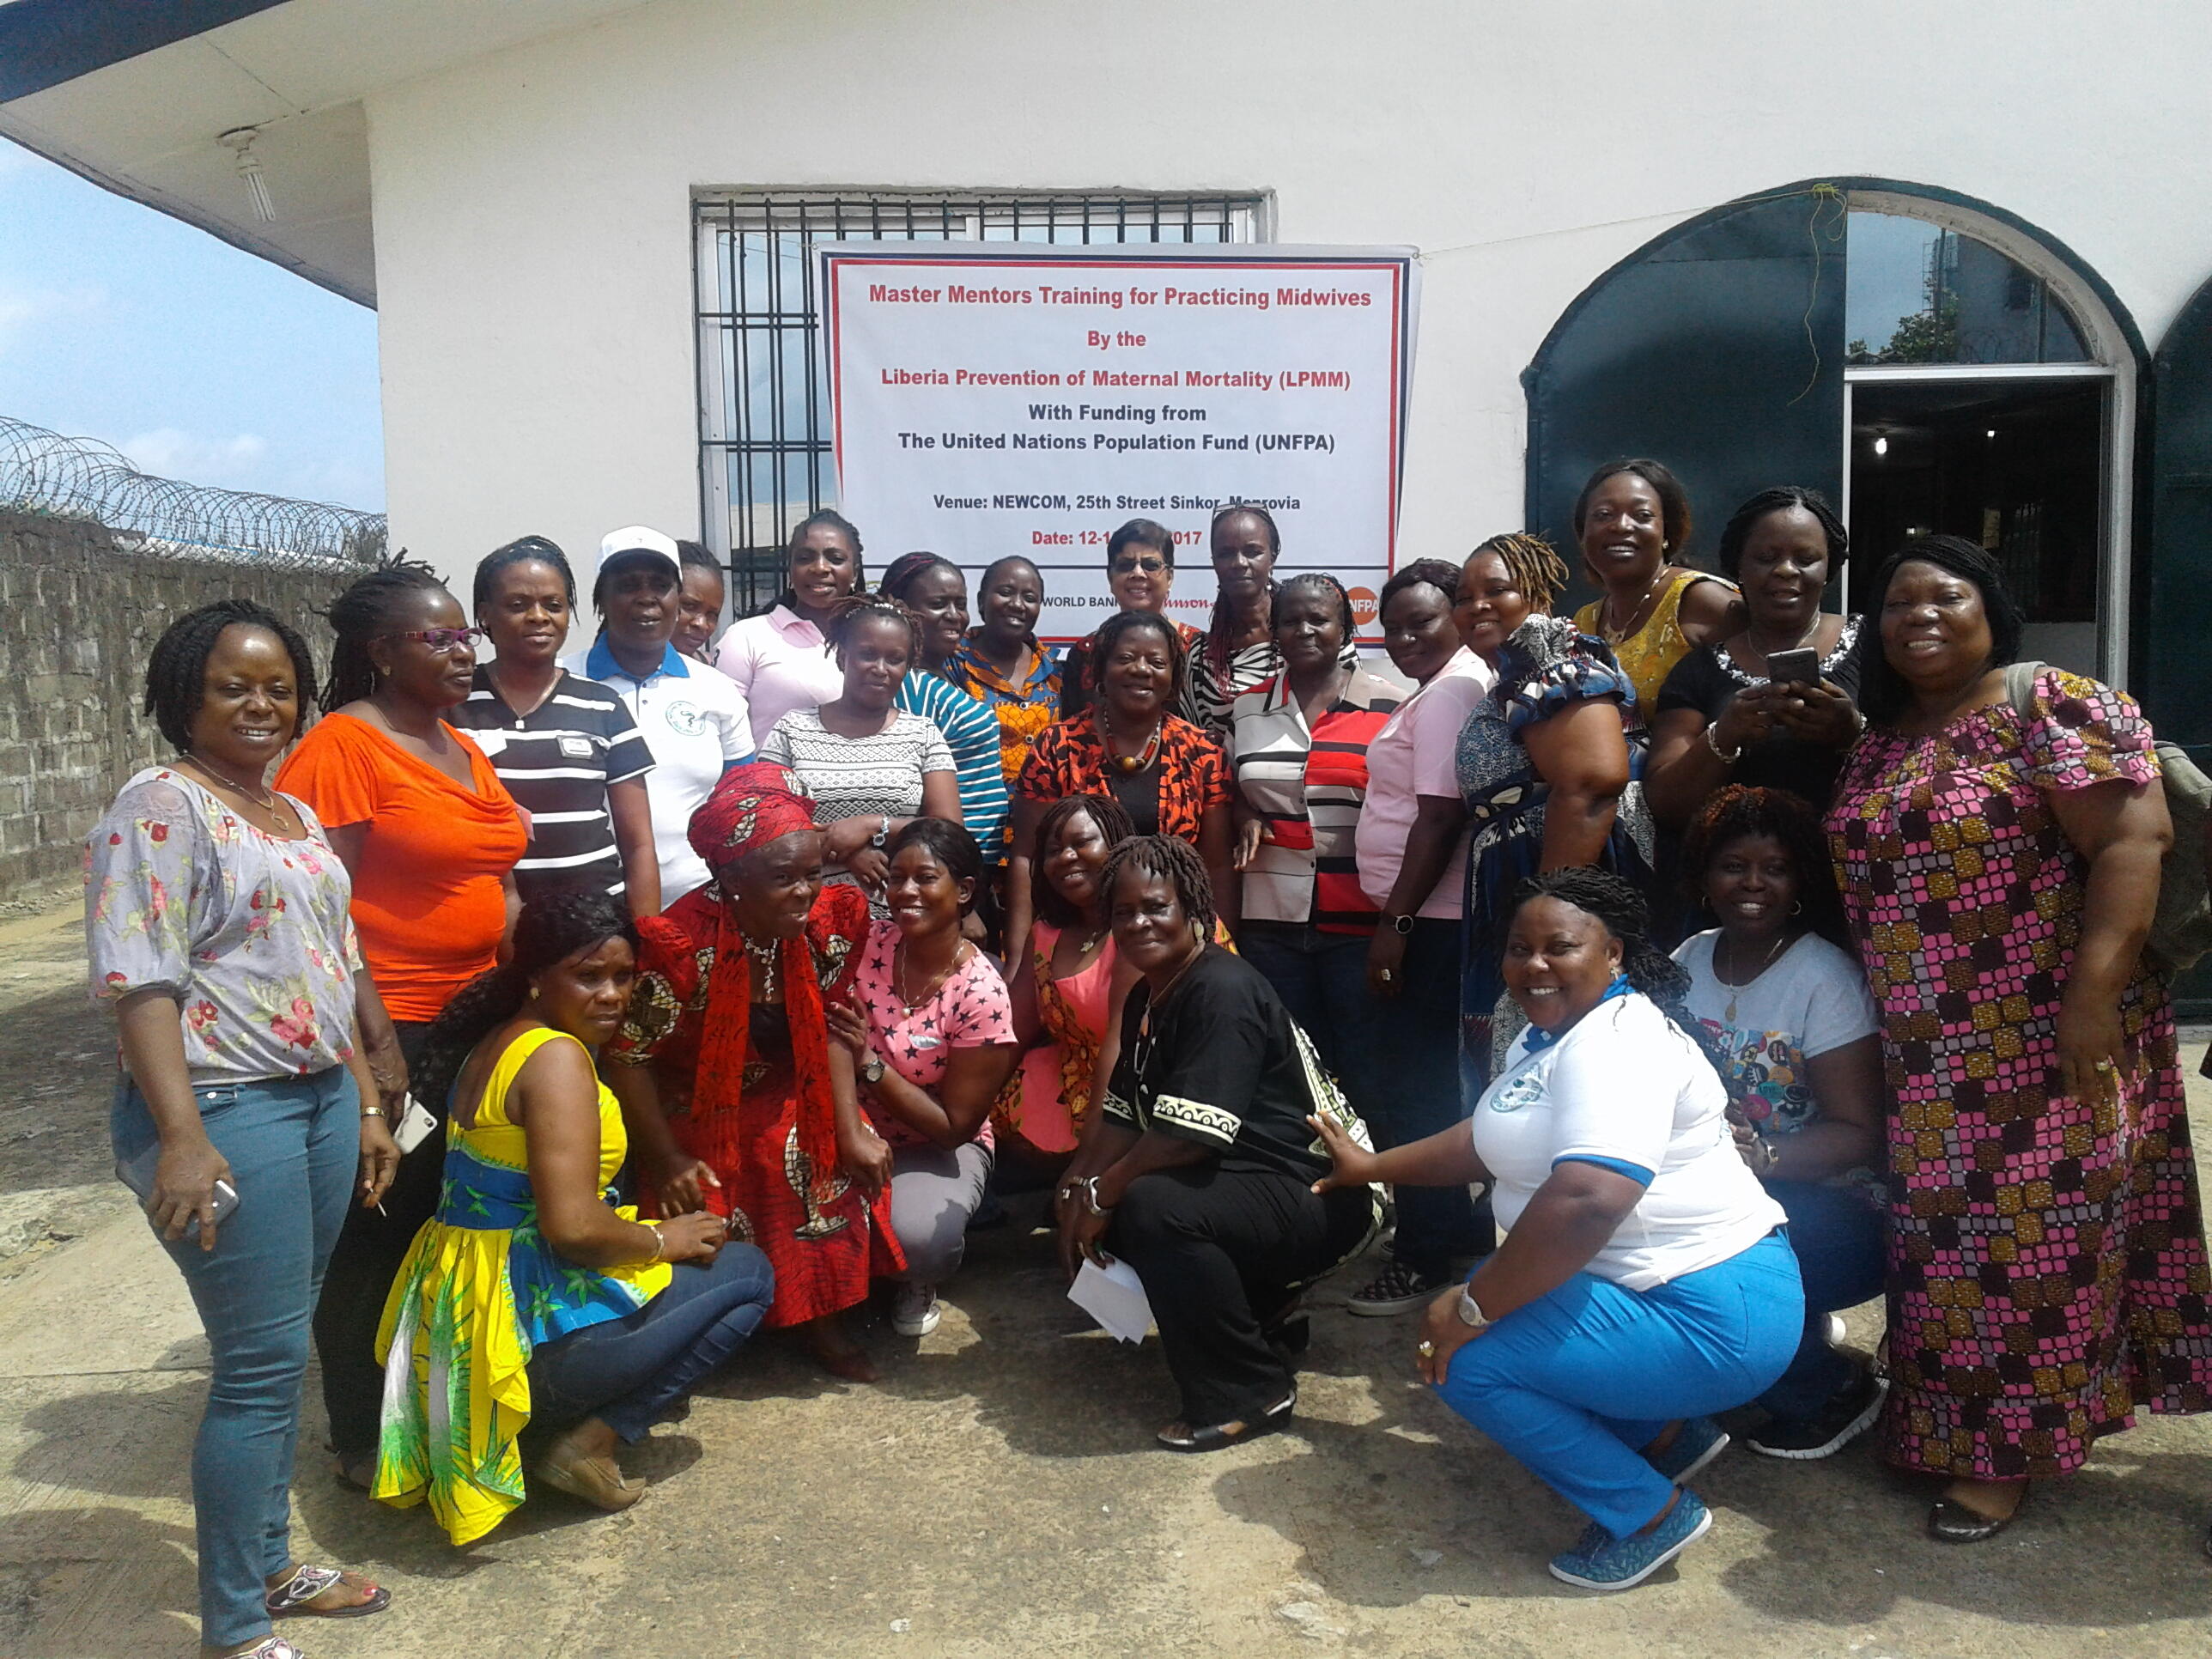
[1112,557,1169,576]
[384,627,483,651]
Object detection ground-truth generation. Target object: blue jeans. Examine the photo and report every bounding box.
[1437,1232,1803,1540]
[1367,917,1493,1275]
[1759,1181,1887,1421]
[112,1069,356,1650]
[527,1241,775,1442]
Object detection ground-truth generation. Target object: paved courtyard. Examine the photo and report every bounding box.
[2,895,2209,1658]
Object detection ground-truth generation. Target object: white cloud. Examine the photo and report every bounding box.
[119,427,271,486]
[0,282,103,352]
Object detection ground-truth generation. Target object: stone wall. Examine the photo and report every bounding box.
[0,510,357,903]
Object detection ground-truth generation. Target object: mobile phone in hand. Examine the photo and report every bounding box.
[1765,647,1822,685]
[116,1142,240,1240]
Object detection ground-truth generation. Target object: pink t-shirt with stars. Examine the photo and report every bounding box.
[852,919,1017,1149]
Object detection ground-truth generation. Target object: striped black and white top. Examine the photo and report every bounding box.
[453,666,654,902]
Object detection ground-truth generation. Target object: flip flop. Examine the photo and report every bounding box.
[265,1562,391,1620]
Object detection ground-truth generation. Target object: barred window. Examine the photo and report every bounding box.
[694,192,1267,611]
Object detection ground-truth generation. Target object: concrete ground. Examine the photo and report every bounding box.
[3,893,2210,1659]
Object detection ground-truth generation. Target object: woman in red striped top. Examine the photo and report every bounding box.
[1227,570,1401,1153]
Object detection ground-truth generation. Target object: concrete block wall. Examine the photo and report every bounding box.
[0,510,355,903]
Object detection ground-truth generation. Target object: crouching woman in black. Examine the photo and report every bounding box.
[1057,835,1380,1450]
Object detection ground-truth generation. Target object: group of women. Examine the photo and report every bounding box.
[86,463,2212,1656]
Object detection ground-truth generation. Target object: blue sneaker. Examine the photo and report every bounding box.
[1548,1491,1713,1591]
[1644,1417,1729,1485]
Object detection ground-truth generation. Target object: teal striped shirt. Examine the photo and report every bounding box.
[897,672,1012,861]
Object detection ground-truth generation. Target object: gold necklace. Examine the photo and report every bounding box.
[895,939,969,1009]
[1719,929,1792,1024]
[1599,566,1673,644]
[181,754,294,833]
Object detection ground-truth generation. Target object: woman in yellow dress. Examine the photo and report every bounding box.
[373,892,774,1545]
[1570,459,1744,732]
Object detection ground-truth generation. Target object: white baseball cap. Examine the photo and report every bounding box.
[599,525,681,565]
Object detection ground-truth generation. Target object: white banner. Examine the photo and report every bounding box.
[822,243,1418,643]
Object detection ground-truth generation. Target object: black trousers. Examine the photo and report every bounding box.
[1109,1163,1375,1426]
[313,1019,440,1460]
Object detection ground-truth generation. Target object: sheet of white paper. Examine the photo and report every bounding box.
[1068,1257,1154,1344]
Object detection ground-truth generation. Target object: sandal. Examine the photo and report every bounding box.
[231,1639,306,1659]
[265,1562,391,1620]
[331,1453,376,1492]
[534,1434,644,1512]
[1157,1390,1295,1453]
[1928,1486,2028,1544]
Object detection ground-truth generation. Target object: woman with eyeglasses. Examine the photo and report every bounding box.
[276,561,528,1492]
[1058,519,1202,725]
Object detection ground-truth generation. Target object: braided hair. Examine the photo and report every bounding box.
[1275,570,1353,641]
[822,592,921,664]
[877,550,961,605]
[1205,503,1281,672]
[676,538,723,579]
[1507,866,1730,1085]
[1853,534,2024,726]
[1571,459,1693,559]
[411,890,638,1121]
[1678,785,1849,948]
[1099,832,1216,939]
[1714,486,1848,582]
[143,599,319,751]
[1468,532,1571,615]
[1030,791,1138,929]
[322,561,449,712]
[472,534,574,612]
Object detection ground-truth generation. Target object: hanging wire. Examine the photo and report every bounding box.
[1787,183,1850,405]
[0,414,384,568]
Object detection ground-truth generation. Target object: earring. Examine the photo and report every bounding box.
[527,986,540,1000]
[1790,901,1803,916]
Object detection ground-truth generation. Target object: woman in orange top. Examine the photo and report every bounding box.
[276,562,526,1486]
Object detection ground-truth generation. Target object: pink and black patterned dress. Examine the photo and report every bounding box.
[1828,666,2212,1479]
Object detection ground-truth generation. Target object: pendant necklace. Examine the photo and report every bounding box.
[1720,930,1792,1025]
[1108,720,1164,775]
[744,935,781,1002]
[1600,565,1672,646]
[180,754,294,834]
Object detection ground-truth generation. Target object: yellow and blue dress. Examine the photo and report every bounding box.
[373,1026,672,1545]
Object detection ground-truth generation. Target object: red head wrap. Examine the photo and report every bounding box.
[686,761,817,871]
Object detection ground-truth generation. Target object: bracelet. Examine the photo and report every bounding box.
[1079,1176,1113,1218]
[645,1222,665,1263]
[1704,724,1741,764]
[359,1105,387,1120]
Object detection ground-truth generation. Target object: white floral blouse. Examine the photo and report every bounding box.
[85,768,362,1084]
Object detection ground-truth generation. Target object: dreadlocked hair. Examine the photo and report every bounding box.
[322,561,449,712]
[1100,833,1215,939]
[473,535,574,612]
[1205,503,1281,672]
[1030,792,1139,929]
[144,599,319,751]
[1508,866,1733,1086]
[822,592,921,664]
[754,508,866,618]
[877,550,961,605]
[1715,486,1848,581]
[1469,532,1571,615]
[411,890,638,1121]
[1679,785,1850,948]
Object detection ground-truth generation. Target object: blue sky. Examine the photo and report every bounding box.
[0,137,383,509]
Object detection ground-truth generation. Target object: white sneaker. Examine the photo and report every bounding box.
[1826,1313,1849,1348]
[893,1281,941,1337]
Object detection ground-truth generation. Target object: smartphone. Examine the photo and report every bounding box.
[392,1091,440,1155]
[116,1141,240,1240]
[1765,647,1822,685]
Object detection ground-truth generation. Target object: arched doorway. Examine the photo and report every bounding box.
[1523,179,2144,680]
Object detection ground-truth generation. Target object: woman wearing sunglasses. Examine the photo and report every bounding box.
[277,561,527,1491]
[1058,519,1202,725]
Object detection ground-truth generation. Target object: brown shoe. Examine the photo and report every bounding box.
[534,1435,643,1512]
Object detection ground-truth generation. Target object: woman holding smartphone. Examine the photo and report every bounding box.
[89,600,400,1659]
[1645,487,1863,828]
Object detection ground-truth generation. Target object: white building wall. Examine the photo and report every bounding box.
[365,0,2212,591]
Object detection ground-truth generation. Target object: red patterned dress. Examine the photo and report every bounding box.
[1828,666,2212,1479]
[607,879,902,1328]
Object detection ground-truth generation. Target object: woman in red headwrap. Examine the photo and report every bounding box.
[605,763,901,1381]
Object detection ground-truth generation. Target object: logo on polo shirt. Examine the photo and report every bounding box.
[664,701,708,737]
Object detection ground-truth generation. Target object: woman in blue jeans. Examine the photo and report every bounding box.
[374,891,775,1543]
[1315,867,1802,1592]
[89,600,402,1659]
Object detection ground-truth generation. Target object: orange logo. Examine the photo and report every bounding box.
[1349,586,1379,628]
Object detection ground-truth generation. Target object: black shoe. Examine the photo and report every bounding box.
[1744,1368,1887,1461]
[1346,1259,1450,1317]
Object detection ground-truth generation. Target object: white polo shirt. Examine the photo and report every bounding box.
[562,639,751,904]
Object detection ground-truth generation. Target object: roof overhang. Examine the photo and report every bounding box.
[0,0,660,307]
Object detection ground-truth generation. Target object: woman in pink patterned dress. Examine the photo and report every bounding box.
[1829,536,2212,1544]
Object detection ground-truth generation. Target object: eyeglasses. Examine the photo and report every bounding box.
[1112,557,1169,576]
[383,628,483,651]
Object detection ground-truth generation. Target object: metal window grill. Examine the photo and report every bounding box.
[695,191,1264,611]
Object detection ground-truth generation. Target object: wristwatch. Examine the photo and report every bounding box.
[1388,913,1416,936]
[1455,1284,1493,1330]
[860,1052,886,1086]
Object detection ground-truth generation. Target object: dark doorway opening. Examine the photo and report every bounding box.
[1848,379,2106,672]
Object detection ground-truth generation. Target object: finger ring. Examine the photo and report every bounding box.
[1416,1340,1436,1358]
[1379,969,1394,982]
[2094,1058,2114,1074]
